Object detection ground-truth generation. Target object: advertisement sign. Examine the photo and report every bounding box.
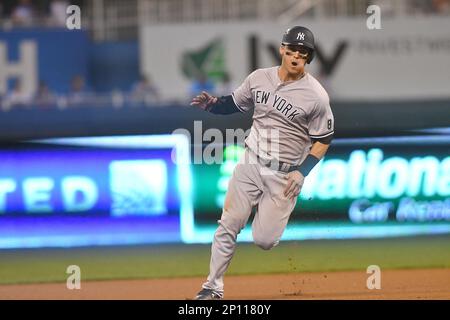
[0,29,89,95]
[140,17,450,102]
[188,135,450,243]
[0,135,192,248]
[1,134,449,248]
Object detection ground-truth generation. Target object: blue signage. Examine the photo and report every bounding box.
[0,29,89,94]
[0,135,193,248]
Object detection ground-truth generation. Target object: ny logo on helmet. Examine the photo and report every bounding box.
[297,32,305,40]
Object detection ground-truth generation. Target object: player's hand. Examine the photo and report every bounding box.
[190,91,218,110]
[283,171,304,199]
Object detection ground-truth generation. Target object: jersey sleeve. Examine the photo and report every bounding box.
[307,97,334,139]
[231,72,255,112]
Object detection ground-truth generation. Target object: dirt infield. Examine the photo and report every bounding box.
[0,268,449,300]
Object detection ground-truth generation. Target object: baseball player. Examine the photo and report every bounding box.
[190,26,334,300]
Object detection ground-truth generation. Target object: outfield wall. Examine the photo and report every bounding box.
[0,134,448,248]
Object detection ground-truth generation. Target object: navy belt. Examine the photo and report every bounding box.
[252,151,298,173]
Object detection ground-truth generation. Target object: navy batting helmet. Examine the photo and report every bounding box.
[281,26,315,63]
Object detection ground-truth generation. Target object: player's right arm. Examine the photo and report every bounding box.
[190,91,241,115]
[190,72,256,114]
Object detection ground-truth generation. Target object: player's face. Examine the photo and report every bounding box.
[280,45,308,74]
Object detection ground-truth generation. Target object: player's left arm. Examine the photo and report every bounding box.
[309,140,331,160]
[284,96,334,199]
[283,138,333,199]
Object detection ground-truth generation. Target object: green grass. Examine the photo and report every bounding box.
[0,235,449,285]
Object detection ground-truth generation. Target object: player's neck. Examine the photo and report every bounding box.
[278,66,306,83]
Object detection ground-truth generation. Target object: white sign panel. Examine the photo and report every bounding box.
[140,17,450,102]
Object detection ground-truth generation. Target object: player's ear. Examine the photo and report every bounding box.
[279,45,284,57]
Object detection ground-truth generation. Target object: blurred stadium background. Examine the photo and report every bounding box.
[0,0,449,299]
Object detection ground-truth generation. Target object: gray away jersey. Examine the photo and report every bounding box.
[232,66,334,165]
